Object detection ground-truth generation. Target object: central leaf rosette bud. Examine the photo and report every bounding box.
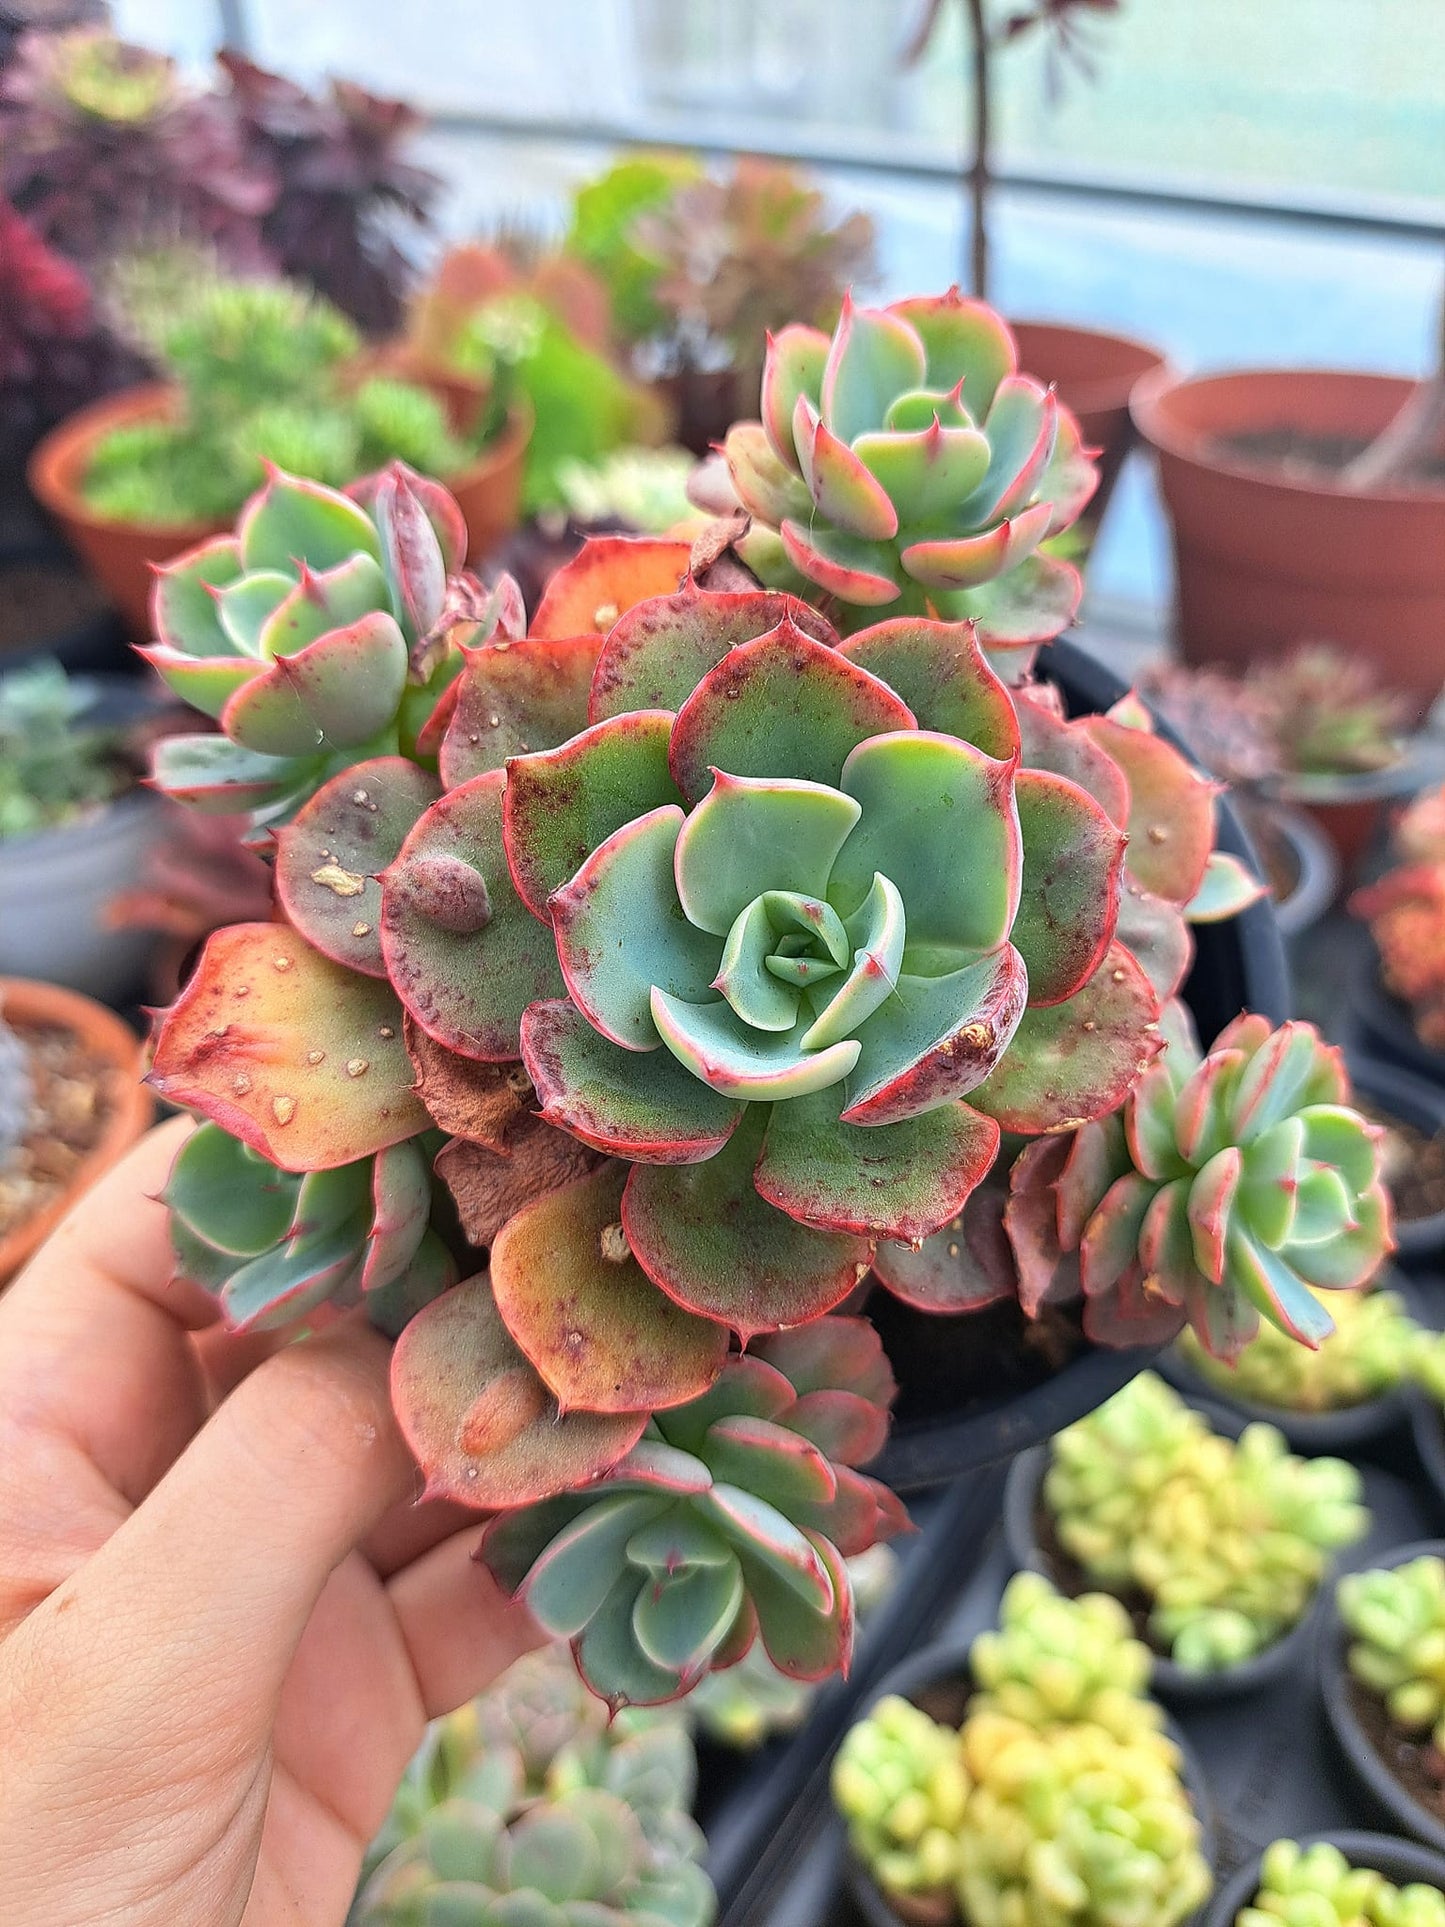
[548,737,1027,1122]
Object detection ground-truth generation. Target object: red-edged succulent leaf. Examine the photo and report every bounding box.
[149,734,303,814]
[754,1089,1000,1244]
[490,1162,729,1414]
[1082,1270,1186,1350]
[1013,688,1131,826]
[220,611,408,757]
[587,582,836,723]
[1003,1134,1073,1316]
[779,518,900,606]
[841,943,1030,1126]
[967,552,1082,651]
[752,1315,896,1408]
[381,772,565,1060]
[837,617,1020,762]
[138,644,258,722]
[360,1138,433,1293]
[1114,882,1194,1001]
[239,470,382,575]
[1187,1147,1242,1285]
[520,999,743,1163]
[870,1167,1018,1313]
[390,1277,644,1507]
[349,462,468,574]
[404,1017,532,1151]
[969,942,1163,1133]
[275,757,440,976]
[724,420,814,523]
[761,321,830,464]
[1078,1172,1157,1298]
[667,619,916,802]
[1083,715,1217,904]
[434,1115,599,1248]
[621,1110,871,1340]
[550,806,719,1051]
[698,1413,837,1512]
[148,922,427,1169]
[744,1526,853,1683]
[1056,1116,1132,1249]
[796,410,900,540]
[1185,852,1267,922]
[530,537,693,640]
[439,634,603,787]
[150,534,244,657]
[901,502,1052,593]
[1011,769,1127,1007]
[502,710,682,920]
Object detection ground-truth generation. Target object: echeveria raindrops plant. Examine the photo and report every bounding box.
[140,289,1392,1707]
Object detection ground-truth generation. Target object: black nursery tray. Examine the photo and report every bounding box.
[720,1386,1445,1926]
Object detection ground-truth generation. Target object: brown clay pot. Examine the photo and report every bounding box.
[1132,367,1445,724]
[443,400,533,566]
[0,977,153,1286]
[1010,319,1168,532]
[27,384,224,643]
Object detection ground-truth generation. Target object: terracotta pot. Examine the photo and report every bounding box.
[1132,368,1445,725]
[444,400,533,566]
[1010,320,1168,534]
[0,976,153,1285]
[27,385,224,644]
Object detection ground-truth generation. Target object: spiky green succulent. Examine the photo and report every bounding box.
[1179,1279,1423,1414]
[832,1694,971,1904]
[1241,1839,1445,1927]
[474,1318,907,1706]
[145,464,519,834]
[724,290,1096,646]
[1007,1014,1395,1360]
[1045,1374,1369,1671]
[969,1571,1163,1747]
[957,1710,1211,1927]
[1340,1554,1445,1756]
[163,1119,456,1334]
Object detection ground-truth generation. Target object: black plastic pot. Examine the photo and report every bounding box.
[1266,805,1339,941]
[1348,946,1445,1091]
[1001,1421,1331,1705]
[1320,1538,1445,1855]
[866,640,1289,1494]
[1346,1052,1445,1264]
[1157,1266,1421,1455]
[1204,1831,1445,1927]
[840,1634,1217,1927]
[1407,1399,1445,1522]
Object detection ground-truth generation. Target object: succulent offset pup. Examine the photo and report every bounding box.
[139,288,1392,1708]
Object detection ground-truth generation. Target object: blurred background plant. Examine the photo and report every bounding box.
[82,258,477,525]
[0,657,134,837]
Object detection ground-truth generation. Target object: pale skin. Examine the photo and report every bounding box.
[0,1116,539,1925]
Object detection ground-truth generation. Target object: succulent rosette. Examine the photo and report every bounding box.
[145,463,521,833]
[723,289,1097,647]
[1005,1016,1394,1360]
[476,1319,906,1704]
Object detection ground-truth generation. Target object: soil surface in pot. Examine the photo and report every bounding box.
[0,560,110,656]
[0,1019,123,1241]
[868,1291,1082,1427]
[1355,1099,1445,1227]
[1214,428,1445,491]
[1347,1672,1445,1824]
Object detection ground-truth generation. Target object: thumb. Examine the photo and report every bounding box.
[70,1317,418,1725]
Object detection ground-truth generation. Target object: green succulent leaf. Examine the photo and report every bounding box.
[673,771,861,938]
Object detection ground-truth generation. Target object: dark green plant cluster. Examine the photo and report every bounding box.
[0,659,132,839]
[1046,1373,1368,1670]
[85,265,476,525]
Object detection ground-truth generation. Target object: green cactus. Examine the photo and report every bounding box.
[957,1711,1211,1927]
[1045,1374,1369,1671]
[724,290,1096,647]
[969,1571,1163,1749]
[1240,1839,1445,1927]
[1179,1281,1424,1414]
[1340,1555,1445,1756]
[831,1695,971,1904]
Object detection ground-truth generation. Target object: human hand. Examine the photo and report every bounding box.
[0,1117,539,1926]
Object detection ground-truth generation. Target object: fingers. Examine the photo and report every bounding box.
[363,1491,484,1580]
[388,1530,543,1719]
[82,1317,420,1721]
